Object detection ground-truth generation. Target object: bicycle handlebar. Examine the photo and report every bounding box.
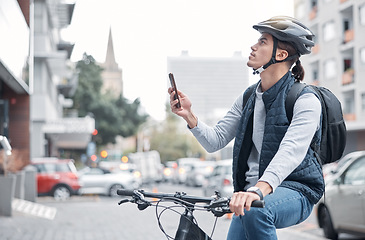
[117,189,265,239]
[117,189,265,210]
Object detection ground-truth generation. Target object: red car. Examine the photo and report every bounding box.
[31,158,81,201]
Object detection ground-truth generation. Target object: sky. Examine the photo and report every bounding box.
[63,0,294,121]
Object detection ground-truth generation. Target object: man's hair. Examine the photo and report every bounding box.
[277,40,304,81]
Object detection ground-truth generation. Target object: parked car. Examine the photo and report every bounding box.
[99,161,142,187]
[78,166,141,197]
[203,159,233,198]
[162,161,178,182]
[185,161,215,187]
[316,151,365,239]
[31,158,81,201]
[322,150,365,181]
[175,158,200,184]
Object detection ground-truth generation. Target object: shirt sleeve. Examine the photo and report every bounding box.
[259,93,321,191]
[189,93,244,153]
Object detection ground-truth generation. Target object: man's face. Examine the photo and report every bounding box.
[247,33,273,69]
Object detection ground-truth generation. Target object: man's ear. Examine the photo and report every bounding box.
[276,49,289,61]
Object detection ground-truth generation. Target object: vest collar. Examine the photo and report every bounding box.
[261,71,293,108]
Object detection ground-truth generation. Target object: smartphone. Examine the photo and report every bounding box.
[169,73,181,108]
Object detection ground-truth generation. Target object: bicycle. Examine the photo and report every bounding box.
[117,189,265,240]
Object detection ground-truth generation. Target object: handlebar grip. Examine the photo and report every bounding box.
[251,200,265,208]
[117,189,135,196]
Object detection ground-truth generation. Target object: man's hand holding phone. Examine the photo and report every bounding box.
[168,73,181,108]
[168,73,197,128]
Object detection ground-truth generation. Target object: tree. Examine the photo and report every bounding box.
[149,104,206,163]
[72,53,148,146]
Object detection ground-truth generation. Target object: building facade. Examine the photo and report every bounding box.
[167,51,249,159]
[0,0,30,172]
[31,0,95,158]
[167,51,249,126]
[294,0,365,154]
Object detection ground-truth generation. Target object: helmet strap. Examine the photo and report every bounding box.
[253,37,279,75]
[253,37,300,75]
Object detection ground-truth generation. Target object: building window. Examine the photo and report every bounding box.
[344,59,352,71]
[324,59,336,79]
[295,3,306,19]
[343,19,350,31]
[360,4,365,26]
[312,69,318,81]
[361,48,365,64]
[323,21,335,42]
[362,93,365,112]
[344,95,354,114]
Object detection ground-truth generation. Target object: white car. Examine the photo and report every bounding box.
[203,159,233,198]
[185,161,215,187]
[176,158,201,184]
[78,167,141,197]
[316,151,365,239]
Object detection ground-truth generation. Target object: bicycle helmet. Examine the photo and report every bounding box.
[251,16,315,74]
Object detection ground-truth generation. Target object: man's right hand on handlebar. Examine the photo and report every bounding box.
[230,182,271,215]
[229,191,261,216]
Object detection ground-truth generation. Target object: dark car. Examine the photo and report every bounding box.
[316,151,365,239]
[31,158,81,201]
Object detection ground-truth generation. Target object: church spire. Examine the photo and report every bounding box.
[104,27,118,70]
[101,26,123,96]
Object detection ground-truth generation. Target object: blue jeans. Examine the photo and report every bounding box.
[226,186,313,240]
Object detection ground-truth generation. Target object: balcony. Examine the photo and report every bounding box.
[309,6,317,20]
[344,113,356,121]
[312,44,319,54]
[342,69,354,85]
[344,29,354,43]
[311,80,319,86]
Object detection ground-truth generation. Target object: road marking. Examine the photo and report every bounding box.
[12,198,57,220]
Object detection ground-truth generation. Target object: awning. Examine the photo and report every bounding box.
[42,116,95,149]
[0,60,29,94]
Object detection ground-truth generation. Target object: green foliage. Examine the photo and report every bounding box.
[149,104,205,163]
[72,53,148,146]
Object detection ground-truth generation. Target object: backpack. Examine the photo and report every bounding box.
[242,81,347,165]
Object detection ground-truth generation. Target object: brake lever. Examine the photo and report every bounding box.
[207,197,230,217]
[209,197,230,208]
[133,190,151,210]
[118,199,130,205]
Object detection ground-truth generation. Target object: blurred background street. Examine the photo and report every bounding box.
[1,0,365,239]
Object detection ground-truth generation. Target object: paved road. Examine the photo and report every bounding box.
[0,183,362,239]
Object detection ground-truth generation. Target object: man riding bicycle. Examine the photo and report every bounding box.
[169,16,324,239]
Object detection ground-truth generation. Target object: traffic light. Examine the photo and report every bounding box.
[92,129,98,136]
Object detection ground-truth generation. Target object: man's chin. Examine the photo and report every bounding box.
[247,61,255,68]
